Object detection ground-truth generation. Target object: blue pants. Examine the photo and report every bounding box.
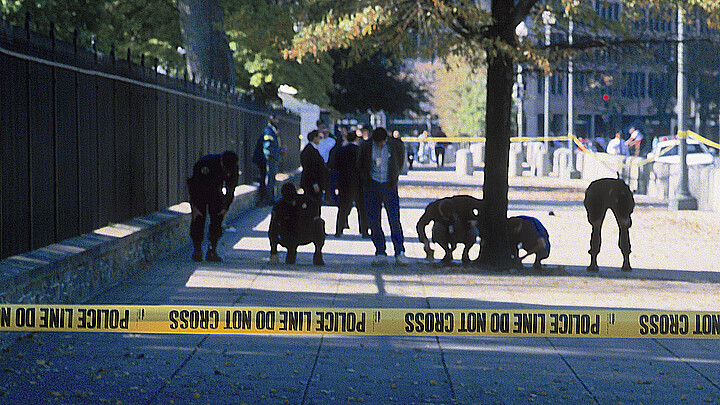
[266,159,278,204]
[364,180,404,256]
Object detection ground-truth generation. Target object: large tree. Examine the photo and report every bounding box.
[285,0,720,270]
[177,0,235,86]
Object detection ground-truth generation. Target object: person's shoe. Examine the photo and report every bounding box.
[206,249,222,262]
[395,252,410,266]
[371,254,388,266]
[192,250,203,262]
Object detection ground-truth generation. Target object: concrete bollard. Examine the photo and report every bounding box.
[625,157,648,194]
[455,149,474,176]
[553,148,565,176]
[470,143,485,168]
[526,143,537,170]
[530,143,551,177]
[509,142,524,177]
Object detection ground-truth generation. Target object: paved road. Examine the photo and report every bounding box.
[1,167,719,404]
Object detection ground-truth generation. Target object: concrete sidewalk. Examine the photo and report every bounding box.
[1,168,719,404]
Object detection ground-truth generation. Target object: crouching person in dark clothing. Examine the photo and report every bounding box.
[269,183,326,265]
[187,151,239,262]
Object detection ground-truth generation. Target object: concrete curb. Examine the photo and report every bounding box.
[0,172,298,348]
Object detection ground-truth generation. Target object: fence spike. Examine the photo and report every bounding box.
[92,35,97,63]
[25,11,31,40]
[49,22,55,52]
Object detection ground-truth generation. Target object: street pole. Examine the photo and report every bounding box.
[517,64,524,139]
[515,22,528,141]
[565,16,581,179]
[542,11,555,149]
[669,7,697,210]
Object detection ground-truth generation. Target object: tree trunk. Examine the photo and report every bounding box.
[177,0,235,87]
[477,0,516,270]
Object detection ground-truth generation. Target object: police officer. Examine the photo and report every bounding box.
[187,151,239,262]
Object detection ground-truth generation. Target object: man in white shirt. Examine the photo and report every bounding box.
[607,132,629,156]
[316,121,336,163]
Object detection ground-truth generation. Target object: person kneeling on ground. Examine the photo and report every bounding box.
[508,216,550,270]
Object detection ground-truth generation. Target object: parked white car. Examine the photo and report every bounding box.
[648,138,714,165]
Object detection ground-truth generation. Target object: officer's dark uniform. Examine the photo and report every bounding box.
[187,151,239,262]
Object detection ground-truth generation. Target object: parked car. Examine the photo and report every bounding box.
[648,138,714,165]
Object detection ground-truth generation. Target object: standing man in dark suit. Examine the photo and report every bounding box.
[333,130,365,237]
[358,127,408,266]
[187,151,239,262]
[300,130,329,214]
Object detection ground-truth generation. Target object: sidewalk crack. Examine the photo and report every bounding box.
[145,335,209,405]
[545,337,601,404]
[654,338,720,392]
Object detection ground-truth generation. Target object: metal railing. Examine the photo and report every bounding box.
[0,18,300,260]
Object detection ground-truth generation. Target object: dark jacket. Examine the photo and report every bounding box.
[334,143,359,190]
[300,143,329,196]
[357,137,406,187]
[187,153,239,210]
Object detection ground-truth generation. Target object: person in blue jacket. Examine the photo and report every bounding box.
[260,114,284,205]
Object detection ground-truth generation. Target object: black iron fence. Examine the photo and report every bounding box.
[0,19,300,260]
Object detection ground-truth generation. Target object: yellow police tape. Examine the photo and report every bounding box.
[2,304,720,338]
[400,136,572,143]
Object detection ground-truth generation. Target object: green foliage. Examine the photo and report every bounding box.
[329,49,427,115]
[1,0,107,48]
[224,0,333,105]
[1,0,185,69]
[426,57,487,137]
[99,0,185,70]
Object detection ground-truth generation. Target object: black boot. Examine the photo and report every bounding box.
[206,246,222,262]
[192,242,203,262]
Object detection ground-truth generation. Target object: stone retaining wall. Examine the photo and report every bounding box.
[0,173,298,348]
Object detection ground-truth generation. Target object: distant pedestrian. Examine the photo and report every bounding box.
[334,130,366,237]
[357,124,372,143]
[358,127,408,266]
[187,151,239,262]
[406,130,418,169]
[261,114,284,205]
[434,129,448,167]
[607,132,629,156]
[252,132,268,206]
[417,130,430,163]
[625,126,644,157]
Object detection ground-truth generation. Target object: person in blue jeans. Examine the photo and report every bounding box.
[357,127,409,266]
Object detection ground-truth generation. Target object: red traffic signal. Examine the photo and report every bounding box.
[603,94,610,102]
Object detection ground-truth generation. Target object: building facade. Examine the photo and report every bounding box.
[519,1,720,147]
